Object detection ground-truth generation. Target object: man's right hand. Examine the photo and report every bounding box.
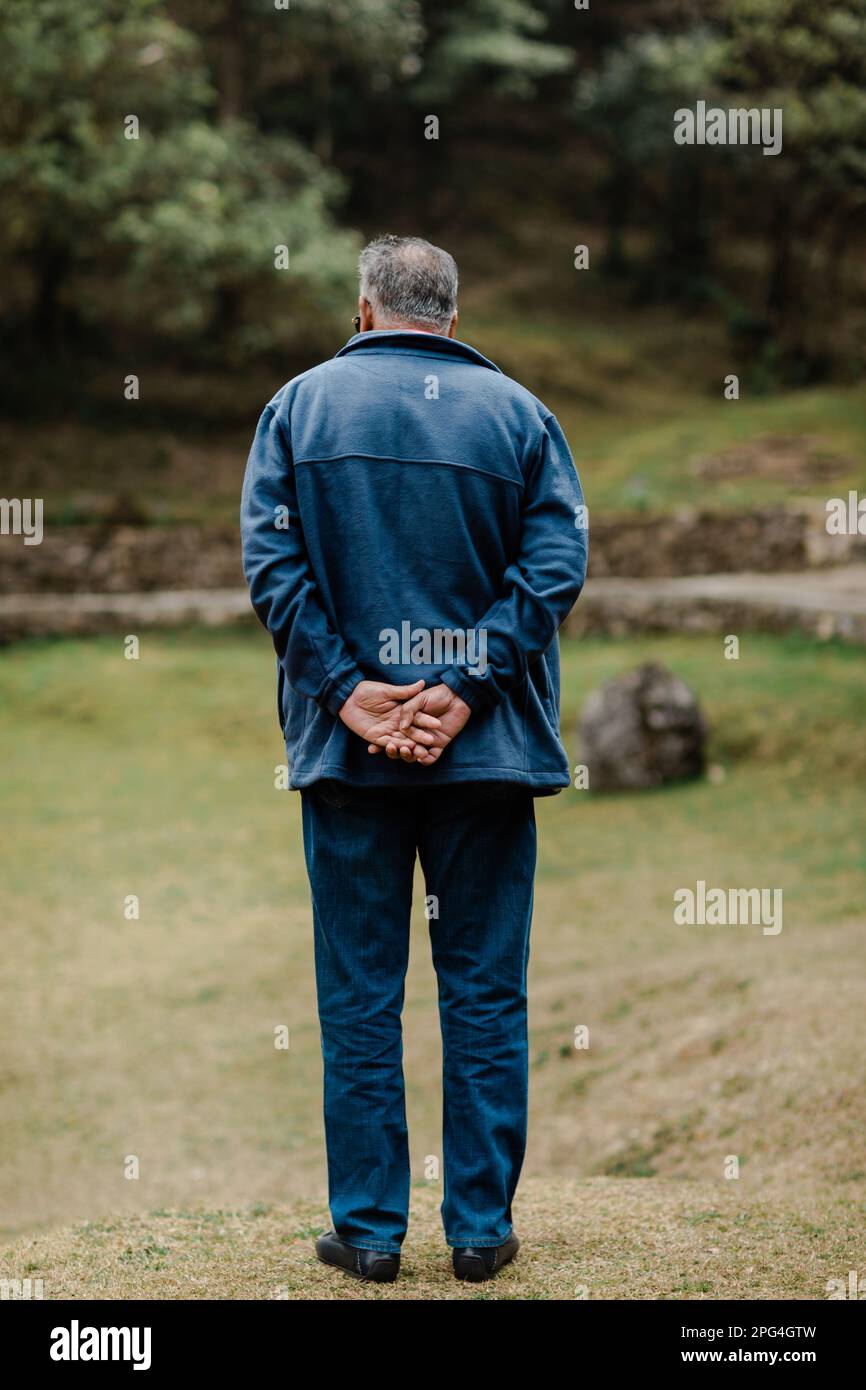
[339,679,443,758]
[367,682,472,764]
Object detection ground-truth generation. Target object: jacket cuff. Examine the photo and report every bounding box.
[324,665,365,717]
[440,666,498,713]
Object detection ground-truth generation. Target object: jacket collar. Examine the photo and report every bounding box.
[334,330,502,374]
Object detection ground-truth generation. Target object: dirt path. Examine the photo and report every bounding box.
[569,566,866,642]
[0,588,252,640]
[2,568,864,642]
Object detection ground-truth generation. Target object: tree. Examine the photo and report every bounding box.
[715,0,866,370]
[574,28,726,289]
[574,0,866,373]
[412,0,573,103]
[171,0,425,160]
[0,0,357,359]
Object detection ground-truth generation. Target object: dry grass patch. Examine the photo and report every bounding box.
[4,1178,861,1301]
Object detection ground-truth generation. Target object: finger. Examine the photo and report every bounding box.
[386,742,401,759]
[398,695,430,729]
[399,743,417,762]
[367,744,381,755]
[399,702,441,732]
[369,729,414,751]
[403,725,436,745]
[378,679,425,700]
[409,744,434,765]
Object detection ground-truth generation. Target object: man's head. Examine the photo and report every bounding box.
[357,235,458,337]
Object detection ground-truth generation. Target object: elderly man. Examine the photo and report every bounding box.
[241,235,587,1284]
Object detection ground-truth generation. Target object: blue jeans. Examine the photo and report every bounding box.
[300,779,537,1253]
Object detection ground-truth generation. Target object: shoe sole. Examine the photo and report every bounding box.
[316,1252,399,1283]
[453,1249,518,1282]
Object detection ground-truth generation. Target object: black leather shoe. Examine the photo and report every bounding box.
[452,1232,520,1282]
[315,1230,400,1282]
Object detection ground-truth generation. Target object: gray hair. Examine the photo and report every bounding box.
[358,235,458,332]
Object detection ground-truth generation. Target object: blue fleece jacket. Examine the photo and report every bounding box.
[240,330,587,791]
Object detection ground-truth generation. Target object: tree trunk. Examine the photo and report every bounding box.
[219,0,245,124]
[766,198,795,333]
[602,153,631,277]
[657,155,710,299]
[312,66,334,164]
[33,241,70,350]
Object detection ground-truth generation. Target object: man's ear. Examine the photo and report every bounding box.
[359,297,375,332]
[447,312,458,339]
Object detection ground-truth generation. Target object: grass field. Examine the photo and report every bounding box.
[1,628,864,1298]
[5,263,865,526]
[5,376,862,524]
[5,1178,862,1301]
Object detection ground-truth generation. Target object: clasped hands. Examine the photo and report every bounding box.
[338,678,472,764]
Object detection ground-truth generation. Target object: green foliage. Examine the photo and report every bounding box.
[271,0,424,79]
[170,0,425,159]
[717,0,866,185]
[0,0,860,376]
[412,0,573,102]
[575,28,726,161]
[106,123,357,352]
[0,0,358,359]
[574,0,866,375]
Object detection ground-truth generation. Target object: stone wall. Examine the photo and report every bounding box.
[588,501,864,577]
[1,505,861,596]
[0,524,244,594]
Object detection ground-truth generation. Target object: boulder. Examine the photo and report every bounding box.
[580,662,707,792]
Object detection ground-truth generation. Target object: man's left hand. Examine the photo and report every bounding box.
[339,679,442,759]
[367,681,472,764]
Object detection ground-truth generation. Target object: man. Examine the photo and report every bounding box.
[241,235,587,1284]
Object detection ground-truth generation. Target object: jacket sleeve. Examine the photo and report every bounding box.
[438,413,588,712]
[240,401,365,716]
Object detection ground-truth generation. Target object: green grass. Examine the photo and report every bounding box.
[1,629,865,1301]
[4,289,864,525]
[462,228,866,514]
[559,384,866,514]
[468,310,866,515]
